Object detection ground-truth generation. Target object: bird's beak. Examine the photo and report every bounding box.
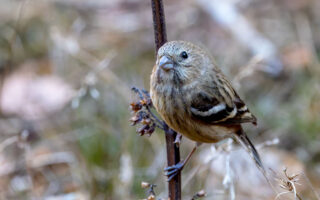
[159,55,174,71]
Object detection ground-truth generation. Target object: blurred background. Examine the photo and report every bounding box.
[0,0,319,199]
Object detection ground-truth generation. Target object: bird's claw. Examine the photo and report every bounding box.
[164,161,185,181]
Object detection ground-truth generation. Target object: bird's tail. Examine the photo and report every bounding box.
[234,128,265,173]
[235,128,279,194]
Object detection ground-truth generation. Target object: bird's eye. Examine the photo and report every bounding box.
[180,51,188,59]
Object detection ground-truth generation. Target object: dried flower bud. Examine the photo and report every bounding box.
[141,181,150,188]
[138,97,152,107]
[130,102,142,112]
[130,88,159,137]
[146,124,155,136]
[147,195,155,200]
[139,111,149,119]
[141,118,152,125]
[192,189,206,199]
[140,99,148,106]
[196,190,206,197]
[137,124,149,136]
[130,115,141,126]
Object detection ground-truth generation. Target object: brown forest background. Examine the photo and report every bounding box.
[0,0,320,199]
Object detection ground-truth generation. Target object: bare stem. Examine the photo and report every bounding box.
[151,0,167,53]
[150,0,181,199]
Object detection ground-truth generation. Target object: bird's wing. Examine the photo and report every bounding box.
[190,90,257,125]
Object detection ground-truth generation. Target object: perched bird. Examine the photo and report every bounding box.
[150,40,264,180]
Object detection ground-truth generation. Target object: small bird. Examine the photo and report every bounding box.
[150,40,264,180]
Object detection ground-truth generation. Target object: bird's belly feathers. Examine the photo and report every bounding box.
[150,86,236,143]
[170,118,235,143]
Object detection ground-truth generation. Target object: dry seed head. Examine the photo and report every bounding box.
[130,102,143,112]
[192,189,206,199]
[196,190,206,197]
[137,124,150,136]
[147,195,155,200]
[141,118,152,125]
[140,99,148,106]
[130,115,141,126]
[146,124,155,135]
[284,168,299,181]
[141,181,150,188]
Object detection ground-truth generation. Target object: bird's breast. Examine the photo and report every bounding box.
[150,74,236,143]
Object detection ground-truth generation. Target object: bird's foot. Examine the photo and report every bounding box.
[164,161,185,181]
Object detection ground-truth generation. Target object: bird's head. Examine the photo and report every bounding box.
[155,41,212,86]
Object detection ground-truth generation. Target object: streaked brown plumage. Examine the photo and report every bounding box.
[150,41,264,172]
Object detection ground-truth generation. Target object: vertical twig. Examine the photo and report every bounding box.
[150,0,182,199]
[151,0,167,52]
[163,124,181,200]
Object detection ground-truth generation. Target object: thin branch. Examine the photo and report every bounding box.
[151,0,167,53]
[150,1,181,199]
